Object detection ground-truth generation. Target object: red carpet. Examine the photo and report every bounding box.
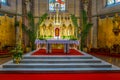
[0,73,120,80]
[89,52,120,58]
[0,50,8,55]
[32,49,83,55]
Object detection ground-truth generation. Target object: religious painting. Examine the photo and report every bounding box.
[55,28,60,36]
[49,0,65,12]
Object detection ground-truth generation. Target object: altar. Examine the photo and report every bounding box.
[35,3,79,53]
[35,39,79,53]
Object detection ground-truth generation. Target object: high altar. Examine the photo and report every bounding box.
[38,6,75,40]
[35,4,79,52]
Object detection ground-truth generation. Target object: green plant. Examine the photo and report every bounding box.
[26,13,48,48]
[62,36,65,39]
[37,13,48,27]
[36,13,48,37]
[81,10,93,51]
[70,36,77,40]
[10,44,23,64]
[39,36,46,40]
[70,14,79,38]
[22,12,48,50]
[14,20,19,27]
[46,35,53,39]
[27,11,36,50]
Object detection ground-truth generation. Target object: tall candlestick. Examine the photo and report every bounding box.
[60,15,61,23]
[50,13,51,20]
[54,15,55,23]
[37,29,38,39]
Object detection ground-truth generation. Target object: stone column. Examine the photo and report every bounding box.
[91,0,98,48]
[91,17,98,48]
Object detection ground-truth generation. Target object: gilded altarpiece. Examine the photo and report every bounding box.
[98,15,120,48]
[0,14,15,49]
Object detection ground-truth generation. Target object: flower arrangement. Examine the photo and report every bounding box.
[10,44,23,64]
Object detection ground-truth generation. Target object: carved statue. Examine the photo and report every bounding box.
[113,13,120,29]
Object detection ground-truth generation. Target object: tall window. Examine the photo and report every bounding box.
[1,0,8,5]
[107,0,120,6]
[49,0,66,12]
[116,0,120,2]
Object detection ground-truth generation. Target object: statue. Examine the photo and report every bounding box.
[112,13,120,36]
[25,0,31,12]
[83,0,89,15]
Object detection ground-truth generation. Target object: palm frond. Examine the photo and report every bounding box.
[81,10,93,51]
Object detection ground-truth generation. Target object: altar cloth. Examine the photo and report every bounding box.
[35,39,79,45]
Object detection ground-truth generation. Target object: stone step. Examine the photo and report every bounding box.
[20,59,102,63]
[3,63,112,68]
[1,67,119,72]
[23,56,93,59]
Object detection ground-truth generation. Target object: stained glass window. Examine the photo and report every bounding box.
[1,0,7,5]
[116,0,120,2]
[49,0,66,12]
[107,0,120,6]
[107,0,115,5]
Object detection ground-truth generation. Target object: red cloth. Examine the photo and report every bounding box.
[32,49,83,55]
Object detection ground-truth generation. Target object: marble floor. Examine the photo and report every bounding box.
[0,57,12,65]
[90,54,120,67]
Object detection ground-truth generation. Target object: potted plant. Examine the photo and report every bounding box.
[10,45,23,64]
[70,36,77,40]
[39,35,46,40]
[62,36,65,39]
[81,9,93,51]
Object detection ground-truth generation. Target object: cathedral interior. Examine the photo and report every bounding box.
[0,0,120,76]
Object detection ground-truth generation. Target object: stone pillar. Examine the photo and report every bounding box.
[91,17,98,48]
[91,0,98,48]
[22,0,27,25]
[87,0,92,50]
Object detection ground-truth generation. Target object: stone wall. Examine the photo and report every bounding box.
[0,0,80,17]
[0,0,22,15]
[33,0,80,24]
[97,0,120,15]
[34,0,80,17]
